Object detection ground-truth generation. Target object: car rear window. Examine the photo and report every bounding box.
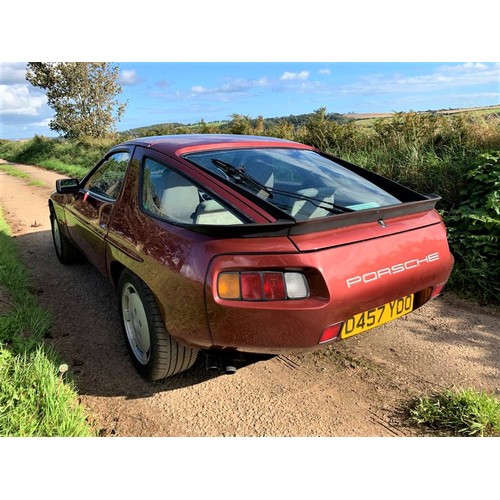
[184,148,402,220]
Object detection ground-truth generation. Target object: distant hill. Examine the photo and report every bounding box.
[120,111,351,137]
[120,105,500,137]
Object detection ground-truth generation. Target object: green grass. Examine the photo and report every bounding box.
[28,179,45,187]
[0,207,94,436]
[0,163,30,179]
[37,159,87,178]
[409,388,500,437]
[0,163,46,187]
[0,134,111,179]
[0,349,92,436]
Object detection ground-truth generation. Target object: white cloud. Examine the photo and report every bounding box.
[0,62,27,85]
[280,71,309,81]
[318,68,331,75]
[187,77,269,96]
[0,84,46,116]
[338,63,500,97]
[190,77,269,95]
[441,62,488,72]
[33,117,52,127]
[119,69,139,85]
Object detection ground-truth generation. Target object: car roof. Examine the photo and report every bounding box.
[118,134,312,156]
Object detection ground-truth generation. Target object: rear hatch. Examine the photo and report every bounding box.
[288,207,454,320]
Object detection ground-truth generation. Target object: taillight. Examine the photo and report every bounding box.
[263,272,286,300]
[217,271,309,301]
[217,273,241,299]
[241,273,262,300]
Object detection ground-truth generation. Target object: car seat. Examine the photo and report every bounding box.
[290,188,335,220]
[159,169,200,223]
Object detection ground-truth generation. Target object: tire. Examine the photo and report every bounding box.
[117,270,199,380]
[50,208,81,264]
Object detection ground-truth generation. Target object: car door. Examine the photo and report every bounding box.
[64,150,131,276]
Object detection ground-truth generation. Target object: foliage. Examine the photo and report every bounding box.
[0,134,114,178]
[409,388,500,436]
[0,209,93,436]
[121,109,351,139]
[1,109,500,303]
[225,113,254,135]
[444,152,500,303]
[26,62,127,139]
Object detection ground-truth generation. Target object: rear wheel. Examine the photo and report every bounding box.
[117,270,199,380]
[50,208,80,264]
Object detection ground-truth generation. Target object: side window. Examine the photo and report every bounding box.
[142,157,244,225]
[84,152,130,200]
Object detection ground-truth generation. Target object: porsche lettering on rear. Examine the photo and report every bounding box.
[346,252,441,288]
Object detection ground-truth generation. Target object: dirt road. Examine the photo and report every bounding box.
[1,159,499,437]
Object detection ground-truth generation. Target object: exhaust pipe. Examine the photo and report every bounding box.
[205,353,220,372]
[224,365,237,375]
[205,352,238,374]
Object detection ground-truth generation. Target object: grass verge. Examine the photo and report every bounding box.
[0,163,46,188]
[0,207,93,436]
[0,163,30,179]
[409,388,500,437]
[37,159,87,178]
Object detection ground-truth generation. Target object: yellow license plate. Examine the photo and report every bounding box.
[341,294,414,339]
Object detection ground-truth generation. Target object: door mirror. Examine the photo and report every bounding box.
[56,178,80,194]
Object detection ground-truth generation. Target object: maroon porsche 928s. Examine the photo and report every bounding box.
[49,134,454,380]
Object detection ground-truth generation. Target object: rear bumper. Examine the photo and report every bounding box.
[204,221,454,354]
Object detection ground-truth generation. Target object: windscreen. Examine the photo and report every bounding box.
[184,148,401,221]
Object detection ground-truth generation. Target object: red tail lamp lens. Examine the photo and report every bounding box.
[263,272,286,300]
[241,273,262,300]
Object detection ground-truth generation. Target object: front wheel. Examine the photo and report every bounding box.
[50,208,80,264]
[117,270,199,380]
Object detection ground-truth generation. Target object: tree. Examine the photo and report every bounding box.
[26,62,127,139]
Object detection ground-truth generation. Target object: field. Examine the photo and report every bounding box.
[346,105,500,123]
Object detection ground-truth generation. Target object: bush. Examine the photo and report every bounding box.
[444,152,500,304]
[0,134,116,174]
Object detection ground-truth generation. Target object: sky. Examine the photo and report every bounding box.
[1,61,499,140]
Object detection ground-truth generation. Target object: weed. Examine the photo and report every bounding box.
[409,388,500,437]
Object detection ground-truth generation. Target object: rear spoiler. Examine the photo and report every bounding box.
[187,194,441,238]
